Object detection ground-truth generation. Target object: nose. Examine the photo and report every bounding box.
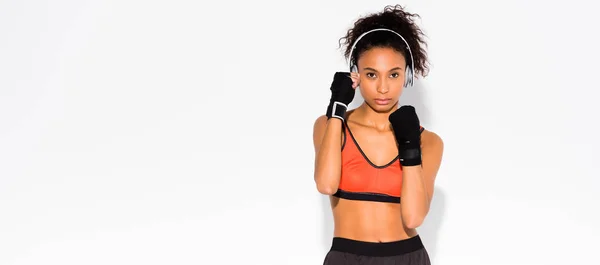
[377,79,389,94]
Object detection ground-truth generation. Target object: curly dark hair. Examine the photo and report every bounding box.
[339,5,430,78]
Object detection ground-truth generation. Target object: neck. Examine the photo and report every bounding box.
[353,101,398,131]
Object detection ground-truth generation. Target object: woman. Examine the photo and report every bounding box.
[313,5,444,265]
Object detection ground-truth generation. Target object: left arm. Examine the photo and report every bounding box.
[400,129,444,229]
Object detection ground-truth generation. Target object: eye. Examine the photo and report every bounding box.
[390,72,400,78]
[366,72,377,79]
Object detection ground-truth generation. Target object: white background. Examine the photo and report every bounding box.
[1,0,599,264]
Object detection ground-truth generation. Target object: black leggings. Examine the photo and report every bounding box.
[323,235,431,265]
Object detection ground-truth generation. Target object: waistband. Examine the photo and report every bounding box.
[329,235,424,257]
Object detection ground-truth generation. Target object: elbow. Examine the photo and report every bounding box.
[316,182,337,195]
[403,215,425,229]
[404,221,422,229]
[313,164,340,195]
[314,174,338,195]
[403,201,431,229]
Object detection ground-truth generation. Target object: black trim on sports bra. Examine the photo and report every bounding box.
[344,119,399,169]
[342,120,425,165]
[332,189,401,203]
[341,121,347,151]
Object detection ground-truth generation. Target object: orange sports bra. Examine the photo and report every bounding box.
[332,120,424,204]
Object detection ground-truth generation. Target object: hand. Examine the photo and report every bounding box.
[389,105,422,166]
[325,72,359,121]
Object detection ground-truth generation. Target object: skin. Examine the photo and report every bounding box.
[313,47,444,242]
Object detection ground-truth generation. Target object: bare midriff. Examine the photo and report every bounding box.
[330,196,417,242]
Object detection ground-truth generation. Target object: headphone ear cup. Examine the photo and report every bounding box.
[404,67,413,87]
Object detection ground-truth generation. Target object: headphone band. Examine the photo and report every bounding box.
[347,28,415,87]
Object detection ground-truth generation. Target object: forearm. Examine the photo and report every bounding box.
[314,118,343,194]
[400,165,430,229]
[389,107,443,229]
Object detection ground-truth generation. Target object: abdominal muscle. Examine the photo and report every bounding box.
[330,196,417,242]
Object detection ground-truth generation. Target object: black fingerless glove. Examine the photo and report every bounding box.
[326,72,355,121]
[389,105,422,166]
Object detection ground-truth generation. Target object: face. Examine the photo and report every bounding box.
[356,47,407,113]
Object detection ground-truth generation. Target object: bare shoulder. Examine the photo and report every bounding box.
[421,129,444,152]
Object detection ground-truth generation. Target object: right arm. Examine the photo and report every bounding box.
[313,71,359,195]
[313,115,344,195]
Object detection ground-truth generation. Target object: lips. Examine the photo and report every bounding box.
[374,98,391,105]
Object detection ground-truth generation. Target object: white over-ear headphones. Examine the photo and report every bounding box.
[347,28,415,88]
